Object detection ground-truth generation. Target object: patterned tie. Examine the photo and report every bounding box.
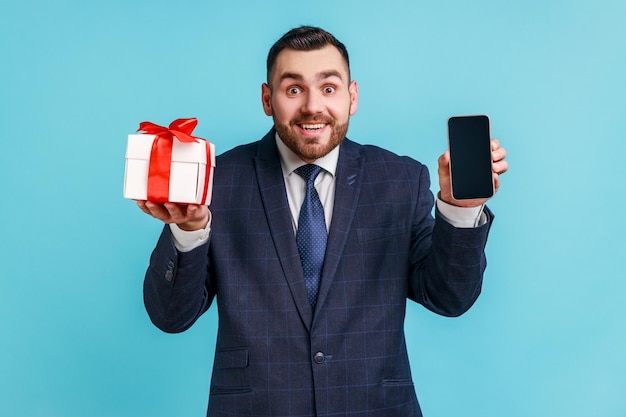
[295,164,327,308]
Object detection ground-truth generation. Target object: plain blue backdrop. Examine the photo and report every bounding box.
[1,0,625,416]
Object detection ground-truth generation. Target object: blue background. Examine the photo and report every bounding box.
[2,0,625,416]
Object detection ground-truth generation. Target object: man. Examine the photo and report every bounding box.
[137,26,508,417]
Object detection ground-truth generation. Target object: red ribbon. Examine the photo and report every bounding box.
[137,118,211,203]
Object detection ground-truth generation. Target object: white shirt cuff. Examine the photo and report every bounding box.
[169,211,212,252]
[436,197,486,228]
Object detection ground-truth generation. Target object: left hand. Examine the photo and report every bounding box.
[438,138,508,208]
[136,200,210,231]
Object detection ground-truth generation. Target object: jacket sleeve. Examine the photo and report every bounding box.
[143,225,215,333]
[408,164,494,317]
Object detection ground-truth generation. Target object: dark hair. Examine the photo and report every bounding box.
[266,26,350,83]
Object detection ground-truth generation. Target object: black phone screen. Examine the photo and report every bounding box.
[447,115,494,200]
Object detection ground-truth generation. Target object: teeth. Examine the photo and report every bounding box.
[301,123,325,130]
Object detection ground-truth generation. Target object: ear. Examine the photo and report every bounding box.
[261,83,273,116]
[348,80,359,116]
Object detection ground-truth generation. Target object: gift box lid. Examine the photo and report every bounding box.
[126,134,210,164]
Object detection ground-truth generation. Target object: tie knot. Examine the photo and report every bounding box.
[295,164,323,183]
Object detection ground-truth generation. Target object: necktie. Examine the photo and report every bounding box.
[295,164,327,308]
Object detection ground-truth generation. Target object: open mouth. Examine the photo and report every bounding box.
[299,123,327,131]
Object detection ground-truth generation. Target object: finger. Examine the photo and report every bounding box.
[493,159,509,175]
[136,200,150,214]
[492,146,507,163]
[438,151,450,173]
[185,204,202,217]
[491,138,501,150]
[493,173,500,193]
[163,203,190,223]
[145,201,174,222]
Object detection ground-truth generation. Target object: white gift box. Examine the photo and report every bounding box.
[123,134,216,204]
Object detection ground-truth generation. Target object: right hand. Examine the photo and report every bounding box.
[136,201,210,231]
[437,138,508,208]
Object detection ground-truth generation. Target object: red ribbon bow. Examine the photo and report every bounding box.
[137,118,210,203]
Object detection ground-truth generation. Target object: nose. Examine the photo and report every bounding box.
[301,90,324,114]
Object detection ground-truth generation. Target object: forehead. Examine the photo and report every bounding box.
[271,45,350,84]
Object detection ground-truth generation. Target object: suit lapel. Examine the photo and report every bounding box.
[254,130,314,330]
[314,139,363,320]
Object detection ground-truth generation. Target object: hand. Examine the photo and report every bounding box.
[136,200,210,231]
[438,138,508,208]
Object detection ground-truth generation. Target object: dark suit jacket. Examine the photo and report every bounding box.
[144,129,493,417]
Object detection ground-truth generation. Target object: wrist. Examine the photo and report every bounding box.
[437,191,486,208]
[177,212,210,231]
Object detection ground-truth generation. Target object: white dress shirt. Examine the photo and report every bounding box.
[170,134,485,252]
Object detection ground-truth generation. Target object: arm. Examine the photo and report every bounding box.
[408,139,507,316]
[138,202,214,333]
[409,198,493,317]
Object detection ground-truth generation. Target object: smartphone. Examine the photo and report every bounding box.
[447,115,494,200]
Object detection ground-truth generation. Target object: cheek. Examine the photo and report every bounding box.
[271,98,297,120]
[328,103,351,120]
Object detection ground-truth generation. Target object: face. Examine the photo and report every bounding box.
[262,45,359,163]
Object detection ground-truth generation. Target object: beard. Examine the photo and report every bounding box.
[274,115,349,161]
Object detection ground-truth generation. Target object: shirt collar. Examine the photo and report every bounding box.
[275,132,339,177]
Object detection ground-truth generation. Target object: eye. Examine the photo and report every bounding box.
[287,86,302,95]
[323,86,336,94]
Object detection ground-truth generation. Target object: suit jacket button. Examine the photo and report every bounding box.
[165,270,174,281]
[314,352,325,364]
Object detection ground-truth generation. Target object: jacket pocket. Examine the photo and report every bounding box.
[381,377,415,387]
[380,378,421,415]
[209,386,252,396]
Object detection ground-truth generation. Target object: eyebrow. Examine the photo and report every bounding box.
[278,70,345,84]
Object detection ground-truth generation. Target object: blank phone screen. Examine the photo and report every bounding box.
[447,115,494,200]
